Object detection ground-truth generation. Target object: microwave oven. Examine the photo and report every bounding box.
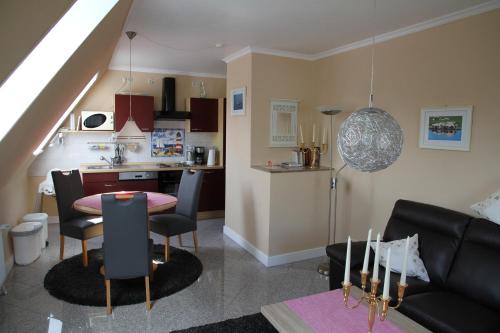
[81,111,114,131]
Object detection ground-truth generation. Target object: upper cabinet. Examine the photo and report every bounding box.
[115,94,154,132]
[186,98,218,132]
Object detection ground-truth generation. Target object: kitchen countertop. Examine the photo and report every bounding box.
[252,165,332,173]
[80,162,224,173]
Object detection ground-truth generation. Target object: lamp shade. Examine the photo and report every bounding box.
[337,107,403,172]
[116,118,146,141]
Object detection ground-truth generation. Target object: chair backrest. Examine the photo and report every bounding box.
[51,170,85,224]
[383,199,471,287]
[175,170,204,222]
[446,218,500,312]
[101,192,150,280]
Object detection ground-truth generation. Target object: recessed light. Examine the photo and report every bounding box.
[215,43,223,48]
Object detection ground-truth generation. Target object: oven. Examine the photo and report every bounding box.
[158,170,183,196]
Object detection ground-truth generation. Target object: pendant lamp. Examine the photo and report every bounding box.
[116,31,146,141]
[337,0,403,172]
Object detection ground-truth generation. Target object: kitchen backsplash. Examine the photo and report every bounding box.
[28,120,218,177]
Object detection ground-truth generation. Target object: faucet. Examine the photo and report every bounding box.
[100,155,113,167]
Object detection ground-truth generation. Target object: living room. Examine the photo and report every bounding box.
[0,1,499,332]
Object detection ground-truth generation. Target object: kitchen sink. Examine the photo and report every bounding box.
[87,165,113,170]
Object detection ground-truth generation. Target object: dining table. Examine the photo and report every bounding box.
[73,191,177,215]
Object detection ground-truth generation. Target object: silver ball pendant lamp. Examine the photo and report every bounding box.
[337,1,403,173]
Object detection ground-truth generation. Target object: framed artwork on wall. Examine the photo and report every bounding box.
[419,106,473,151]
[151,128,185,157]
[231,87,246,116]
[270,99,298,147]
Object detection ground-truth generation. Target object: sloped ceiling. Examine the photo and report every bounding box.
[0,0,133,188]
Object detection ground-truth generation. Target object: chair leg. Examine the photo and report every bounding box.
[105,279,111,315]
[81,240,88,267]
[177,234,183,247]
[145,276,151,311]
[59,235,64,260]
[193,231,199,255]
[165,237,171,261]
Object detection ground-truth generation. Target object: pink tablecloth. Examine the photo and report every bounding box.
[74,191,177,213]
[284,289,404,333]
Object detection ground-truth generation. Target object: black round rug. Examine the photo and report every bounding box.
[44,244,202,306]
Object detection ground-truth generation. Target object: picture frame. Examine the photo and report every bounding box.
[270,99,298,147]
[151,128,185,157]
[231,87,246,116]
[419,106,473,151]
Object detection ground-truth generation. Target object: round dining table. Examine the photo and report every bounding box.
[73,191,177,215]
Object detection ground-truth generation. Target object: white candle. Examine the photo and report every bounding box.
[382,248,392,300]
[312,124,316,143]
[322,127,327,144]
[362,229,372,273]
[400,236,410,286]
[300,124,304,144]
[344,236,351,284]
[373,233,381,281]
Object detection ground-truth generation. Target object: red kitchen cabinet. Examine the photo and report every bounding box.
[82,173,158,195]
[115,94,154,132]
[187,98,218,132]
[198,169,225,211]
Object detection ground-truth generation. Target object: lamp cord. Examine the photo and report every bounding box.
[369,0,376,108]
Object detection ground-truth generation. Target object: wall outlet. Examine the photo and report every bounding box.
[147,78,155,85]
[192,81,200,87]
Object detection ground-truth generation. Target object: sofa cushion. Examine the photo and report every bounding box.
[383,200,471,287]
[446,218,500,312]
[399,291,500,333]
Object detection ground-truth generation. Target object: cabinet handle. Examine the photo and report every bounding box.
[191,128,201,131]
[104,184,115,187]
[141,128,148,131]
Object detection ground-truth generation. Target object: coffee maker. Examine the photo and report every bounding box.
[194,146,205,165]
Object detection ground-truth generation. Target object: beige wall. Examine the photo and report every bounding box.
[226,9,500,258]
[0,1,132,262]
[314,9,500,241]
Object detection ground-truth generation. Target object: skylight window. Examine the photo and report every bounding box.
[0,0,118,143]
[33,73,98,156]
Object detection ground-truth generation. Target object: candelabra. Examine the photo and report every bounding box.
[342,271,408,333]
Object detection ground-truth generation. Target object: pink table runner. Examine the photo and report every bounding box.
[284,289,404,333]
[74,191,177,213]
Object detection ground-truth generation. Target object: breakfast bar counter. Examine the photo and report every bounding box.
[252,165,331,173]
[80,163,224,174]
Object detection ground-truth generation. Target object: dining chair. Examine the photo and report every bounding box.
[150,170,204,261]
[101,192,153,314]
[52,170,103,267]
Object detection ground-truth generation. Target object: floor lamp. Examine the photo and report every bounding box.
[317,106,343,276]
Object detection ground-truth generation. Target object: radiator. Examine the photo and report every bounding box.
[0,224,10,288]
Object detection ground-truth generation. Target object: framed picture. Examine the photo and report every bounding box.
[419,106,473,151]
[151,128,185,157]
[231,87,245,116]
[270,99,298,147]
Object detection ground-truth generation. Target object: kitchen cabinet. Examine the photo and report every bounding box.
[115,94,154,132]
[198,169,225,211]
[187,98,218,132]
[82,172,158,196]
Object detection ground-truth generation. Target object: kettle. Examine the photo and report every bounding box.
[186,145,195,165]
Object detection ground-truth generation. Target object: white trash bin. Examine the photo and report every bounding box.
[10,222,43,265]
[22,213,48,248]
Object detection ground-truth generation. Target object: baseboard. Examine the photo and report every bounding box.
[223,225,326,267]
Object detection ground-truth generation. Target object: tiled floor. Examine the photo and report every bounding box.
[0,219,329,332]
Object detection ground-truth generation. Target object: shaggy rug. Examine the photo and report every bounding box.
[44,244,202,306]
[171,313,278,333]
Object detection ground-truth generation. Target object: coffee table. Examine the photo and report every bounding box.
[261,286,431,333]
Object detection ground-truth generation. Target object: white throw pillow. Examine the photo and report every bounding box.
[371,234,430,282]
[471,189,500,224]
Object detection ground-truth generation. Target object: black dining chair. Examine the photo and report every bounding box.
[150,170,204,261]
[52,170,103,267]
[101,192,153,314]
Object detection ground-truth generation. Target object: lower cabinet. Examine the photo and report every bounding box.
[198,169,225,211]
[82,172,158,196]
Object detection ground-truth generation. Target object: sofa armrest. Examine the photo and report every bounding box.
[326,241,371,268]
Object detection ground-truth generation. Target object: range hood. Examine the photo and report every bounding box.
[154,77,191,120]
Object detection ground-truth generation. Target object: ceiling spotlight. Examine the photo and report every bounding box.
[215,43,223,48]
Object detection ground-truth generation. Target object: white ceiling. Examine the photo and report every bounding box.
[108,0,498,77]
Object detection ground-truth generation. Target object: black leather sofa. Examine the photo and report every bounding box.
[326,199,500,333]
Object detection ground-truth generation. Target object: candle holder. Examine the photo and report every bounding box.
[342,272,408,333]
[320,143,328,155]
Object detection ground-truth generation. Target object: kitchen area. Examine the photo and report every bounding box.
[28,71,227,220]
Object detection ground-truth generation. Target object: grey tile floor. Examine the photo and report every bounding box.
[0,219,329,332]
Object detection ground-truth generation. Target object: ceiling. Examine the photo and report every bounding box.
[108,0,497,77]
